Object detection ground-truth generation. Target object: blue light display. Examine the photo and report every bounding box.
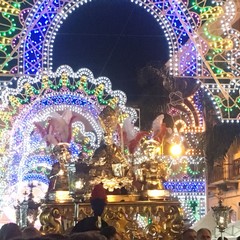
[22,0,194,75]
[164,180,205,193]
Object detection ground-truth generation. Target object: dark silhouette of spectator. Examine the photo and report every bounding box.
[70,232,107,240]
[22,226,41,239]
[217,237,228,240]
[41,233,68,240]
[71,184,109,233]
[181,229,197,240]
[0,223,22,240]
[100,226,117,240]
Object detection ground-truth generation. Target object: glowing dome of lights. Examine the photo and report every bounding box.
[0,65,137,209]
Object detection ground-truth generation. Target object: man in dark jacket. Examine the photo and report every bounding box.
[71,183,108,233]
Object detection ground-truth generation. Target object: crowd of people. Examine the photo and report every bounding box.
[181,227,240,240]
[1,185,240,240]
[182,228,211,240]
[2,223,240,240]
[0,222,117,240]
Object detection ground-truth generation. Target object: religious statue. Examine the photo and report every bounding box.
[134,139,169,199]
[99,106,119,145]
[89,106,133,192]
[47,143,71,192]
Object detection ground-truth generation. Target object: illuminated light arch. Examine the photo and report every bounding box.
[128,88,206,223]
[0,65,137,207]
[165,90,207,224]
[1,0,240,120]
[168,89,205,130]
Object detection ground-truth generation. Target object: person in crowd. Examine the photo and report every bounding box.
[22,226,41,239]
[181,228,197,240]
[100,226,118,240]
[0,223,22,240]
[71,183,109,233]
[197,228,211,240]
[70,231,107,240]
[43,233,69,240]
[237,236,240,240]
[217,237,228,240]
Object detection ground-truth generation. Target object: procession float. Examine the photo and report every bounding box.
[0,66,186,239]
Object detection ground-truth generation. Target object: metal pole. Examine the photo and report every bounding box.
[73,199,79,226]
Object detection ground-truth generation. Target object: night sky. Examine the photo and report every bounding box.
[53,0,169,103]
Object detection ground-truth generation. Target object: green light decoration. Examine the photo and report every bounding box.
[0,0,239,122]
[213,94,240,119]
[189,0,213,14]
[188,199,201,221]
[199,6,233,78]
[0,67,132,146]
[187,166,200,176]
[0,1,23,72]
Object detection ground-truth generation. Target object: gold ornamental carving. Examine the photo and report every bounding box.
[40,200,183,239]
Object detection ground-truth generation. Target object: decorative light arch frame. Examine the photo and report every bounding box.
[1,0,240,120]
[0,65,138,207]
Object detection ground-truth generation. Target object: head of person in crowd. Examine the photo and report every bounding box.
[22,226,41,239]
[71,184,109,234]
[90,183,107,217]
[182,229,197,240]
[100,226,117,240]
[70,231,107,240]
[41,233,68,240]
[197,228,211,240]
[217,237,228,240]
[0,223,22,240]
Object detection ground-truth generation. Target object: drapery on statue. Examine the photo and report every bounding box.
[34,109,75,146]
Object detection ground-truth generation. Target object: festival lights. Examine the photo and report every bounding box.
[1,0,239,226]
[0,0,240,120]
[0,66,137,211]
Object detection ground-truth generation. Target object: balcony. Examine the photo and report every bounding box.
[232,159,240,179]
[208,163,238,191]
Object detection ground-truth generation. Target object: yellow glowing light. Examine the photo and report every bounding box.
[0,37,11,45]
[170,144,183,156]
[61,72,68,86]
[108,97,118,107]
[209,38,233,51]
[94,84,104,95]
[147,190,170,199]
[55,191,71,203]
[200,6,223,20]
[75,179,84,189]
[0,2,20,15]
[42,75,49,89]
[24,83,33,96]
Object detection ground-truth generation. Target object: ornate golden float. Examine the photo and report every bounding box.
[12,69,183,239]
[40,199,183,239]
[36,107,183,239]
